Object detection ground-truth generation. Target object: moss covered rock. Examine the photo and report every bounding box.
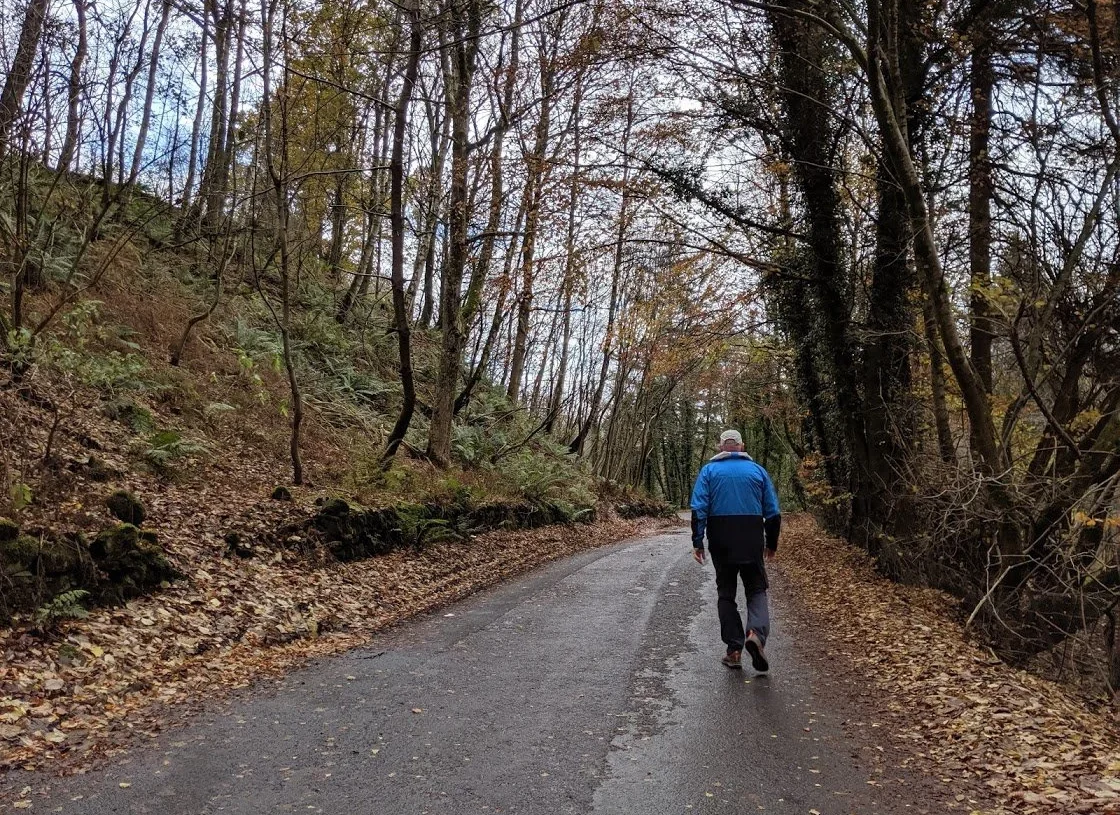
[0,517,19,544]
[90,524,180,600]
[0,534,39,575]
[0,533,96,617]
[0,523,177,616]
[301,496,595,563]
[308,499,397,560]
[84,456,119,482]
[615,498,675,519]
[106,490,146,525]
[37,534,89,576]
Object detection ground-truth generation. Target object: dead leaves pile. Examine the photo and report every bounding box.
[778,515,1120,815]
[0,484,666,780]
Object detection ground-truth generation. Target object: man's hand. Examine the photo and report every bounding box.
[692,547,705,564]
[764,548,776,562]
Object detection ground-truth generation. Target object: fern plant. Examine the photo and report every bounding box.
[34,589,90,629]
[393,506,465,549]
[142,430,208,472]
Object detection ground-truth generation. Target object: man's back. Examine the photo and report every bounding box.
[691,452,780,564]
[695,454,775,516]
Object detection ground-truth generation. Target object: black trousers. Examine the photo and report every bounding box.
[711,554,770,652]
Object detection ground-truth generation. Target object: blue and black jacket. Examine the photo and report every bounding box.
[690,452,781,564]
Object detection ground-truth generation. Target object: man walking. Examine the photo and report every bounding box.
[690,429,781,672]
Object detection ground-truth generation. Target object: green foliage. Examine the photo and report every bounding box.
[38,302,148,394]
[295,306,351,354]
[231,317,284,362]
[507,451,571,502]
[4,326,34,370]
[9,481,33,512]
[34,589,90,628]
[505,449,595,510]
[317,357,393,408]
[54,346,147,392]
[102,397,154,432]
[424,475,475,510]
[141,430,208,473]
[391,505,466,550]
[451,424,498,467]
[353,460,413,497]
[547,500,594,524]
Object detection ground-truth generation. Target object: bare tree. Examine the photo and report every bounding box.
[381,0,424,466]
[0,0,50,161]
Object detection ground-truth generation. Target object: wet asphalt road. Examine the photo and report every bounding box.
[20,526,922,814]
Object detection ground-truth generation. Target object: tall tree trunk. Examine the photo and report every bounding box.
[125,0,173,193]
[105,1,152,195]
[823,0,1002,471]
[381,1,423,466]
[459,0,522,334]
[338,55,396,322]
[196,0,233,234]
[454,188,528,415]
[529,297,560,412]
[417,97,450,328]
[427,0,484,466]
[260,0,303,485]
[0,0,49,160]
[922,281,955,463]
[857,0,924,548]
[57,0,88,171]
[326,174,347,285]
[968,6,995,396]
[178,28,209,223]
[223,0,247,185]
[769,0,867,528]
[506,41,557,402]
[857,1,1024,615]
[569,84,634,455]
[40,46,52,163]
[544,79,583,434]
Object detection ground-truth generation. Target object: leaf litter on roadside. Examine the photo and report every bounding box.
[0,465,668,782]
[778,515,1120,815]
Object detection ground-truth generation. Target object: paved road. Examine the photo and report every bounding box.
[20,526,927,814]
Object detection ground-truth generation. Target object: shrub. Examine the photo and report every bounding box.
[42,301,148,394]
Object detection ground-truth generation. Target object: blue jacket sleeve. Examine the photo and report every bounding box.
[761,469,780,519]
[689,466,709,548]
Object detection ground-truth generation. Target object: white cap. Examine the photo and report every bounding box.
[719,429,743,444]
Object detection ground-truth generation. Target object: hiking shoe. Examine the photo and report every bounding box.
[745,631,769,672]
[721,650,742,669]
